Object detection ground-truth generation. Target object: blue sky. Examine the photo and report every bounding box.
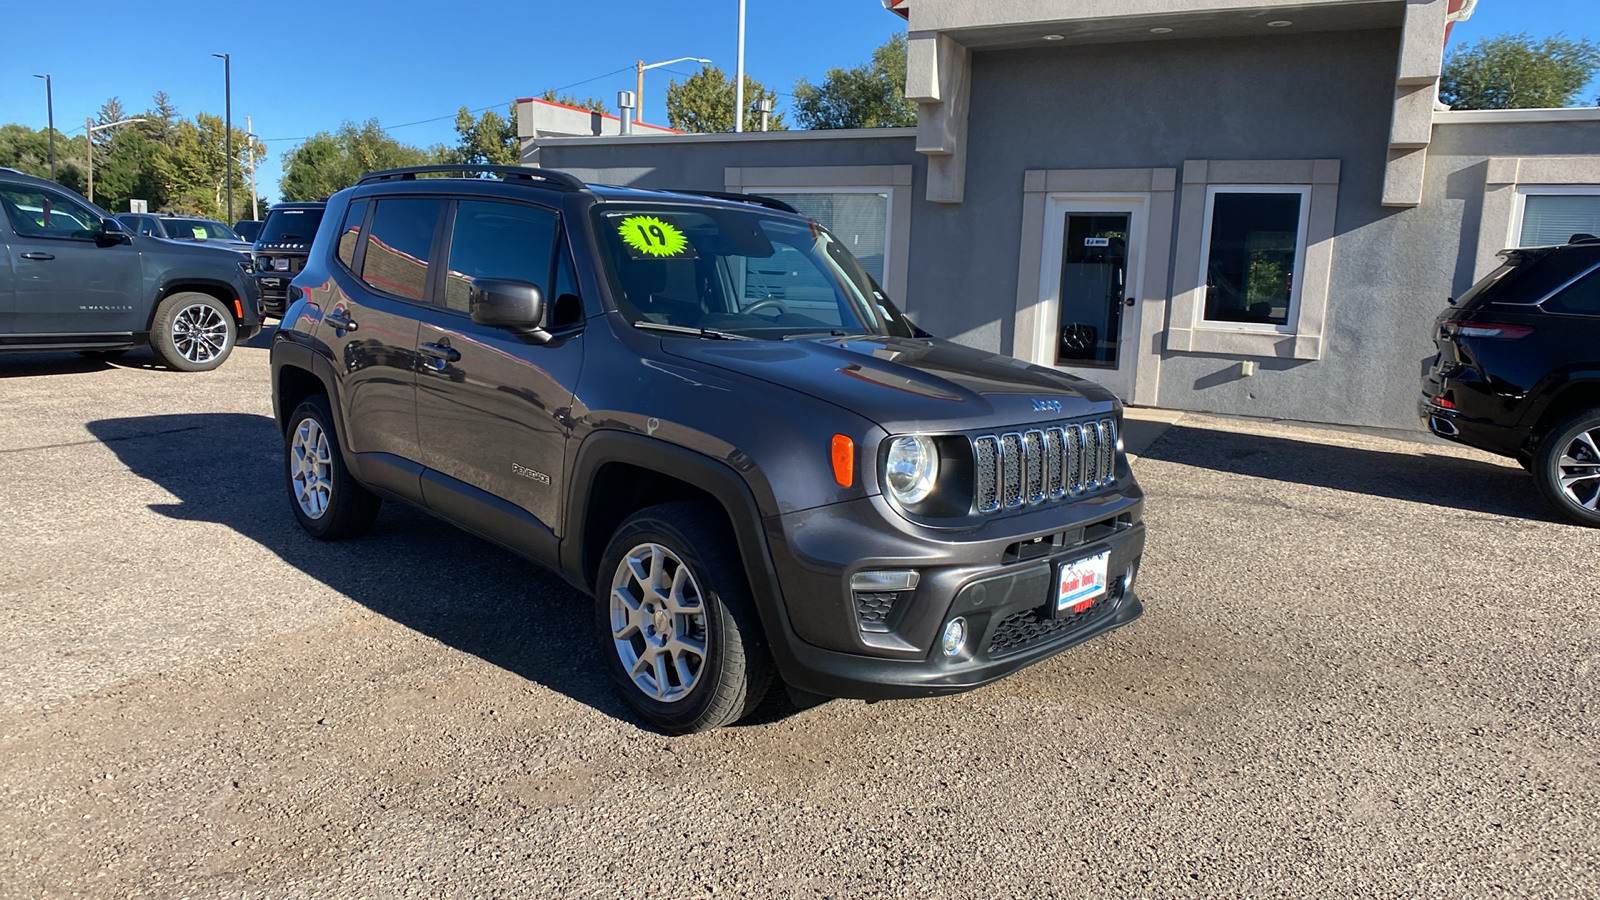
[0,0,1594,211]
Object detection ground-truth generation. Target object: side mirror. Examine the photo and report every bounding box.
[469,277,549,342]
[96,217,131,247]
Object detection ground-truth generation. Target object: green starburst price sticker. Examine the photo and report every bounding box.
[617,215,696,259]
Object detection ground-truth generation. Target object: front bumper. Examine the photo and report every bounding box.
[759,486,1146,700]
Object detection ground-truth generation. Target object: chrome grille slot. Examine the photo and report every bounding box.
[969,417,1118,515]
[974,436,999,513]
[1043,428,1066,500]
[1000,433,1024,508]
[1022,430,1046,504]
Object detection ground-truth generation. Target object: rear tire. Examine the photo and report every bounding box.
[1532,409,1600,527]
[595,502,774,734]
[284,395,381,540]
[150,292,236,371]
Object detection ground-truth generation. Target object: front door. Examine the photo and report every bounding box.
[0,182,144,338]
[1033,197,1146,400]
[413,198,583,535]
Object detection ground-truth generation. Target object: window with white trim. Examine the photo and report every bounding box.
[1518,186,1600,248]
[756,189,891,286]
[1198,186,1310,330]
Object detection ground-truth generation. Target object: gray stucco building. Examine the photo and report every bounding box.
[522,0,1600,431]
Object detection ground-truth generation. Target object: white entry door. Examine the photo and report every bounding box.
[1032,195,1148,400]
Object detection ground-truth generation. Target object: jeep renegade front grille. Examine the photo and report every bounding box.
[973,418,1118,514]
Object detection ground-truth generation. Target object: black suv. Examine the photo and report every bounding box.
[253,202,326,318]
[1422,236,1600,525]
[1,168,262,370]
[270,166,1146,733]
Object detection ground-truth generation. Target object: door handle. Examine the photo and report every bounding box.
[324,311,358,331]
[1124,297,1136,307]
[419,342,461,362]
[419,342,461,365]
[20,252,54,261]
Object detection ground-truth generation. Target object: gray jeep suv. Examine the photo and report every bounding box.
[0,168,261,370]
[270,166,1146,733]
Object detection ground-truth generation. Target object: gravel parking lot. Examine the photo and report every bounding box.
[2,338,1596,898]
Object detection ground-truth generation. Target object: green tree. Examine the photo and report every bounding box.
[540,90,609,114]
[447,104,519,166]
[665,65,786,133]
[1441,32,1600,109]
[278,120,438,201]
[792,34,917,130]
[0,123,86,194]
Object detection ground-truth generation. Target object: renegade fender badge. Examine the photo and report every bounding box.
[511,463,550,484]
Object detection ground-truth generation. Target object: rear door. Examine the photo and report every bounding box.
[326,195,431,467]
[0,182,143,338]
[412,197,585,536]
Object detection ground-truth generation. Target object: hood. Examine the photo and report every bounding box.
[138,235,252,262]
[661,334,1117,433]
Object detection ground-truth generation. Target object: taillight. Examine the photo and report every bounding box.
[1444,321,1534,339]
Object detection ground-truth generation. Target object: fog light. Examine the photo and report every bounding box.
[940,618,968,657]
[850,569,919,592]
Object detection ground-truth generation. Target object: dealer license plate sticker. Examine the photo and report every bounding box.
[1057,551,1110,615]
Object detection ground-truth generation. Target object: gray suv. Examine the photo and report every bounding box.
[270,166,1146,733]
[0,168,261,370]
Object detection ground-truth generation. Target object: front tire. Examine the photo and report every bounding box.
[596,502,774,734]
[1533,409,1600,527]
[284,395,381,540]
[150,292,235,371]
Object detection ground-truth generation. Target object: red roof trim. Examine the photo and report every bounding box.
[514,97,681,133]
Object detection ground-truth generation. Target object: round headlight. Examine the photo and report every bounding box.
[885,435,938,506]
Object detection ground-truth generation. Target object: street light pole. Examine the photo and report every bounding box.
[734,0,746,133]
[33,74,54,181]
[84,117,147,205]
[246,116,258,221]
[635,56,713,125]
[213,53,232,222]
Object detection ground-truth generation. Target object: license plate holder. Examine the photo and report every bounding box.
[1055,550,1110,618]
[258,277,283,288]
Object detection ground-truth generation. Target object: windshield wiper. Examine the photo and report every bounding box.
[783,330,876,341]
[632,321,754,341]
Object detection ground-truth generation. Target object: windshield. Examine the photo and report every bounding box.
[164,218,239,241]
[259,207,325,244]
[593,204,915,339]
[233,221,263,242]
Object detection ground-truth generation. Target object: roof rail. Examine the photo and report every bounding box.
[355,165,587,191]
[673,190,799,215]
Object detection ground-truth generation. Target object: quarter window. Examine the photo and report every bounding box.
[1543,267,1600,316]
[360,198,441,301]
[1199,188,1309,329]
[443,200,558,312]
[0,185,102,240]
[337,200,369,270]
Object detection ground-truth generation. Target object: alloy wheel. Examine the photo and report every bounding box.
[290,418,334,519]
[1557,426,1600,511]
[609,542,709,703]
[170,303,229,364]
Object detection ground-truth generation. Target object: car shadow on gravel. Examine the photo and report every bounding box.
[87,412,647,728]
[0,352,119,378]
[1139,423,1557,522]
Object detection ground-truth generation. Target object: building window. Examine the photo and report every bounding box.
[1519,189,1600,247]
[759,190,891,286]
[1198,187,1309,330]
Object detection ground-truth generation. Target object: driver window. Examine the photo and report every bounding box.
[0,186,101,241]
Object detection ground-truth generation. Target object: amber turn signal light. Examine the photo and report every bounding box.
[831,434,854,487]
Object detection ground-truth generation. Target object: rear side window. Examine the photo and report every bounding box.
[1459,249,1600,309]
[360,198,441,302]
[1543,268,1600,316]
[442,200,558,312]
[336,200,369,270]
